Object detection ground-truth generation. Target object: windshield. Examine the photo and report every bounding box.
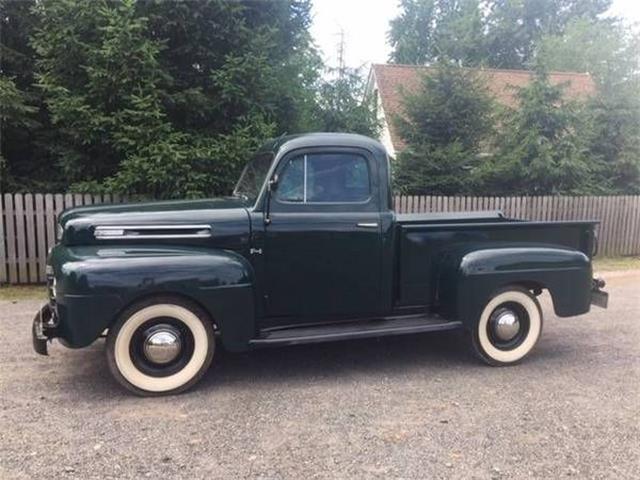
[232,152,274,205]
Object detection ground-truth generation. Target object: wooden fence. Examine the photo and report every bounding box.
[0,193,132,285]
[393,194,640,258]
[1,193,639,284]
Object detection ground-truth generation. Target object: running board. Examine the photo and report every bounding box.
[249,315,463,347]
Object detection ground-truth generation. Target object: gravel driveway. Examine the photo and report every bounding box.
[1,271,639,479]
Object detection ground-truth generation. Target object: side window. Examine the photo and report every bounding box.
[275,153,371,204]
[276,156,305,202]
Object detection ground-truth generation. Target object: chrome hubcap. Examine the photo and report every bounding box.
[143,326,182,365]
[491,309,521,342]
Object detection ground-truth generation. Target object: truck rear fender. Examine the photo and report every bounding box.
[436,245,592,327]
[51,245,256,351]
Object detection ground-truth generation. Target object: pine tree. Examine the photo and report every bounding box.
[481,69,590,194]
[388,0,613,69]
[394,62,495,195]
[30,0,319,198]
[0,0,59,191]
[389,0,486,66]
[537,18,640,193]
[313,51,380,137]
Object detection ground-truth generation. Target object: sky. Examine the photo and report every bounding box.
[310,0,640,70]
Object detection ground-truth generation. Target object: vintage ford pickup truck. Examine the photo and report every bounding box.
[33,133,608,395]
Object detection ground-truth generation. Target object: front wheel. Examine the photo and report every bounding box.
[471,287,543,366]
[106,297,215,396]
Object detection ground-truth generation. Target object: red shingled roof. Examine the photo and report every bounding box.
[371,64,596,152]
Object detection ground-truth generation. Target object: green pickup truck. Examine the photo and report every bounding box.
[33,133,608,396]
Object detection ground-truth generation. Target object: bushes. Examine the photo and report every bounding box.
[1,0,377,198]
[393,62,494,195]
[390,0,640,196]
[394,64,640,196]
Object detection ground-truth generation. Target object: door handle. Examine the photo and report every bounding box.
[356,222,379,228]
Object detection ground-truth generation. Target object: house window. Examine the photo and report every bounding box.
[276,153,371,204]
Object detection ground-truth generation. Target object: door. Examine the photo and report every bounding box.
[263,148,382,325]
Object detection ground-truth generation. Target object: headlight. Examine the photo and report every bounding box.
[56,223,64,241]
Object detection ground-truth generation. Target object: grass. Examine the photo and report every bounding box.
[1,256,638,301]
[0,285,47,302]
[593,256,640,271]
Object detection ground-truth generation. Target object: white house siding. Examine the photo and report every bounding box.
[365,69,396,158]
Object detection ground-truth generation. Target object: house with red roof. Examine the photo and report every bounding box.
[365,64,596,157]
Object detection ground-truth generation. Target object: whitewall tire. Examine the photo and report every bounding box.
[472,287,543,366]
[106,296,215,396]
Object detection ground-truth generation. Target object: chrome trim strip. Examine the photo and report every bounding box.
[303,154,307,203]
[94,224,212,240]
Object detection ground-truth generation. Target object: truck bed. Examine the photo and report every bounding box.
[395,211,598,307]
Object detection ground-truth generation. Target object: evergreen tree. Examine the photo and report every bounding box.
[388,0,438,64]
[137,0,320,136]
[580,92,640,194]
[389,0,486,65]
[388,0,640,195]
[537,17,640,193]
[483,0,611,68]
[0,0,59,191]
[434,0,485,65]
[394,62,495,194]
[313,66,380,137]
[30,0,319,198]
[537,17,638,92]
[388,0,613,69]
[480,69,590,194]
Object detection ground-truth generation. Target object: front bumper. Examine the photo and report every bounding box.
[591,277,608,309]
[32,304,58,356]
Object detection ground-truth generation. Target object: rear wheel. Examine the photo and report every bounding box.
[106,297,215,396]
[471,287,543,366]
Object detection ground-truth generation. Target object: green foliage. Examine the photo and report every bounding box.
[389,0,486,65]
[0,0,37,91]
[389,0,613,68]
[1,0,379,197]
[389,0,640,196]
[2,0,637,198]
[537,17,639,93]
[0,75,36,187]
[394,62,496,194]
[433,0,485,65]
[0,76,37,128]
[537,17,640,194]
[33,0,159,183]
[395,142,482,195]
[480,70,590,194]
[389,0,437,64]
[483,0,611,68]
[3,0,325,198]
[313,66,380,137]
[0,0,60,191]
[580,93,640,194]
[137,0,321,134]
[102,117,275,198]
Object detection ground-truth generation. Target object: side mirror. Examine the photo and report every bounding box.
[268,174,279,192]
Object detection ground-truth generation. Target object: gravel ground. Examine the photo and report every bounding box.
[1,271,639,480]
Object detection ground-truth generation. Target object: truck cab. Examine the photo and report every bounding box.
[33,133,608,396]
[244,134,392,324]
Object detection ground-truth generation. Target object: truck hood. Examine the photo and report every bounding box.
[58,197,252,250]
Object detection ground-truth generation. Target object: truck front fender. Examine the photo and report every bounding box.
[50,245,255,351]
[436,244,592,327]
